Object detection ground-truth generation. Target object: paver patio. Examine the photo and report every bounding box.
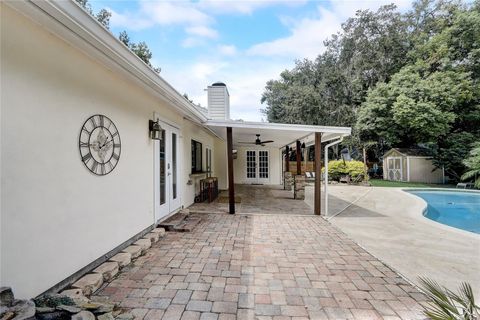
[92,212,429,320]
[188,185,313,215]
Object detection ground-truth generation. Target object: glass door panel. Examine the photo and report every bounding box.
[258,151,269,179]
[246,151,256,181]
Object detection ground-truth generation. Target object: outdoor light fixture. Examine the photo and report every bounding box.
[149,119,162,140]
[301,142,306,149]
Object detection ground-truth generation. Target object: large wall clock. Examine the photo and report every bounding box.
[79,114,121,175]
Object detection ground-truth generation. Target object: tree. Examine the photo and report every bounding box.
[356,65,474,146]
[96,9,111,29]
[461,142,480,188]
[262,4,412,128]
[356,2,480,179]
[74,1,161,73]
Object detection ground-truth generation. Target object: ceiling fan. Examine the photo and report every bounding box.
[238,134,274,146]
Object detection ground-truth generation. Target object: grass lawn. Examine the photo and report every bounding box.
[369,179,453,188]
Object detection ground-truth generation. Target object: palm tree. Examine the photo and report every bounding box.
[419,277,480,320]
[461,142,480,188]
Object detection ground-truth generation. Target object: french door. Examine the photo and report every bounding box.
[246,150,269,184]
[154,118,181,223]
[387,157,402,181]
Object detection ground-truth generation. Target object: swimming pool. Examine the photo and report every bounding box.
[406,190,480,234]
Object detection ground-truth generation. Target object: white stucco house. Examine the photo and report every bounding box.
[1,1,350,299]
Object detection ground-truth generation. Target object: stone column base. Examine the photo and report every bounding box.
[294,175,306,200]
[284,172,294,191]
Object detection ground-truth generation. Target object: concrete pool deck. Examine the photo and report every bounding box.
[305,185,480,297]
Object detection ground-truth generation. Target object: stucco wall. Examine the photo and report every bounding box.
[181,120,222,206]
[0,5,218,298]
[233,146,281,185]
[408,157,444,184]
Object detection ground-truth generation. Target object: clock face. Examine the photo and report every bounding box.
[79,114,121,175]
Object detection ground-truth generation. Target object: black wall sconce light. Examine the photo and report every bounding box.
[149,119,163,140]
[301,142,306,149]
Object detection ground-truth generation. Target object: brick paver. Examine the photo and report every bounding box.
[92,214,428,319]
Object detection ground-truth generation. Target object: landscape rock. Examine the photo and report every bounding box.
[144,232,159,243]
[91,303,115,314]
[1,312,15,320]
[71,310,95,320]
[35,307,56,314]
[56,304,81,313]
[115,312,134,320]
[71,274,103,296]
[133,239,151,253]
[8,300,35,320]
[59,289,89,304]
[0,287,14,307]
[34,294,75,308]
[93,262,119,281]
[151,227,166,237]
[35,311,70,320]
[108,253,131,268]
[121,246,142,259]
[97,312,115,320]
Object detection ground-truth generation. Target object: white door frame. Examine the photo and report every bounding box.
[387,157,403,181]
[245,149,269,184]
[153,113,182,223]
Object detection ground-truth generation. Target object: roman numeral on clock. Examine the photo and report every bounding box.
[91,161,98,173]
[82,153,92,162]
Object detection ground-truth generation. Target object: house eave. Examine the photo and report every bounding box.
[4,0,208,124]
[205,120,351,135]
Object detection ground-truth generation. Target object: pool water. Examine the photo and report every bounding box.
[407,190,480,234]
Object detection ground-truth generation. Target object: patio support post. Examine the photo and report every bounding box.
[227,127,235,214]
[296,140,301,175]
[314,133,322,215]
[284,146,290,190]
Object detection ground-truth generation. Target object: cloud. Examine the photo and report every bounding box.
[161,57,292,121]
[218,45,237,56]
[185,26,219,39]
[247,0,413,59]
[247,7,340,59]
[110,1,212,30]
[197,0,308,15]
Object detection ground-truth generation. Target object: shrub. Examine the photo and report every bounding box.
[324,160,366,181]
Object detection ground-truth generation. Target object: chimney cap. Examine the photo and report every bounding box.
[211,82,226,87]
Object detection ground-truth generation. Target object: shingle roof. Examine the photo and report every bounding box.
[386,148,433,157]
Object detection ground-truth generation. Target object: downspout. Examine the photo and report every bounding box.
[324,136,344,217]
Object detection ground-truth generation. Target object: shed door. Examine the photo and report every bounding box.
[387,157,402,181]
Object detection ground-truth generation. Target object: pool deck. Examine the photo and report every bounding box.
[305,185,480,297]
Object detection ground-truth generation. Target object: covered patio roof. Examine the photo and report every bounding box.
[205,120,351,148]
[205,119,352,216]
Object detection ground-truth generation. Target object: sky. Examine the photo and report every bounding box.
[90,0,413,121]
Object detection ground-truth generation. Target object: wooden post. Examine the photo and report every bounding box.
[296,140,301,175]
[227,127,235,214]
[314,133,322,215]
[284,146,290,189]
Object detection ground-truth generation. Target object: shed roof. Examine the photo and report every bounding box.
[384,148,432,157]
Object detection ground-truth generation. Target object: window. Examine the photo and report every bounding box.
[191,140,203,173]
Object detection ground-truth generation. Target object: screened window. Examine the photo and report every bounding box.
[191,140,203,173]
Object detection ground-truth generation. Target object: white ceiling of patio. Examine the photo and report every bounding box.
[205,120,351,148]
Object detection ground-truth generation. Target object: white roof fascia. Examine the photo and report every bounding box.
[5,0,207,124]
[206,120,351,135]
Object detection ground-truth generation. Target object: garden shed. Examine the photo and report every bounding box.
[382,148,445,184]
